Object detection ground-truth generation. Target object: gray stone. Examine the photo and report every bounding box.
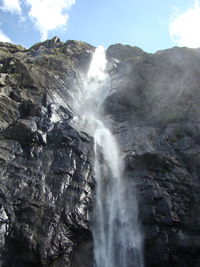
[0,37,199,267]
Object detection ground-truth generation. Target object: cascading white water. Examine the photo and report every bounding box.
[73,46,143,267]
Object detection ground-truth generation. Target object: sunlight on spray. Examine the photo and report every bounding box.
[72,45,143,267]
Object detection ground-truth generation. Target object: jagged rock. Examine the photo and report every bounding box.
[0,37,200,267]
[2,118,38,143]
[9,90,22,102]
[0,74,7,86]
[107,43,146,61]
[19,100,42,118]
[0,37,96,266]
[0,95,20,131]
[105,46,200,124]
[0,119,94,266]
[119,122,200,267]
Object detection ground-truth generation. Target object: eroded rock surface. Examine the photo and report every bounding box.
[0,38,200,267]
[106,44,200,267]
[0,39,95,267]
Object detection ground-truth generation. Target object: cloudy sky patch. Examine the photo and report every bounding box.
[1,0,21,13]
[0,0,198,52]
[0,0,76,42]
[0,29,11,42]
[25,0,76,41]
[169,0,200,48]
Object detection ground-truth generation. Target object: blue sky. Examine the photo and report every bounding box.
[0,0,200,52]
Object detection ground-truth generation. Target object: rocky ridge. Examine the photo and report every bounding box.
[0,37,199,266]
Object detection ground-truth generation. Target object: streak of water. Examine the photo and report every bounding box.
[73,46,143,267]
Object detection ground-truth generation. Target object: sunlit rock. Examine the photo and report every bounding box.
[0,37,199,267]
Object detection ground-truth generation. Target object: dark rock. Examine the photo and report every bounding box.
[9,90,22,102]
[105,46,200,124]
[0,38,200,267]
[0,95,20,131]
[19,100,42,118]
[2,118,38,144]
[30,36,61,51]
[0,119,94,266]
[106,43,146,61]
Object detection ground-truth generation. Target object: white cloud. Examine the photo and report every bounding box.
[169,0,200,48]
[0,0,21,13]
[25,0,76,41]
[0,29,11,42]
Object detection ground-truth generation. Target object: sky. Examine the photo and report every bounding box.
[0,0,200,53]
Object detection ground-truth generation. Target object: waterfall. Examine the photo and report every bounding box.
[73,46,143,267]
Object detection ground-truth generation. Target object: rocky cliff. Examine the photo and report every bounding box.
[0,37,200,267]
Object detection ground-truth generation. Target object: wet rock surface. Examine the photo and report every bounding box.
[116,123,200,267]
[107,44,200,267]
[0,38,200,266]
[0,39,95,267]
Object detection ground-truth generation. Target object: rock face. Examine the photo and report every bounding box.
[0,39,95,267]
[106,45,200,267]
[0,38,200,267]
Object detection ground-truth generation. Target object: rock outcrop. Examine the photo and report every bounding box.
[0,38,200,267]
[106,45,200,267]
[0,39,95,267]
